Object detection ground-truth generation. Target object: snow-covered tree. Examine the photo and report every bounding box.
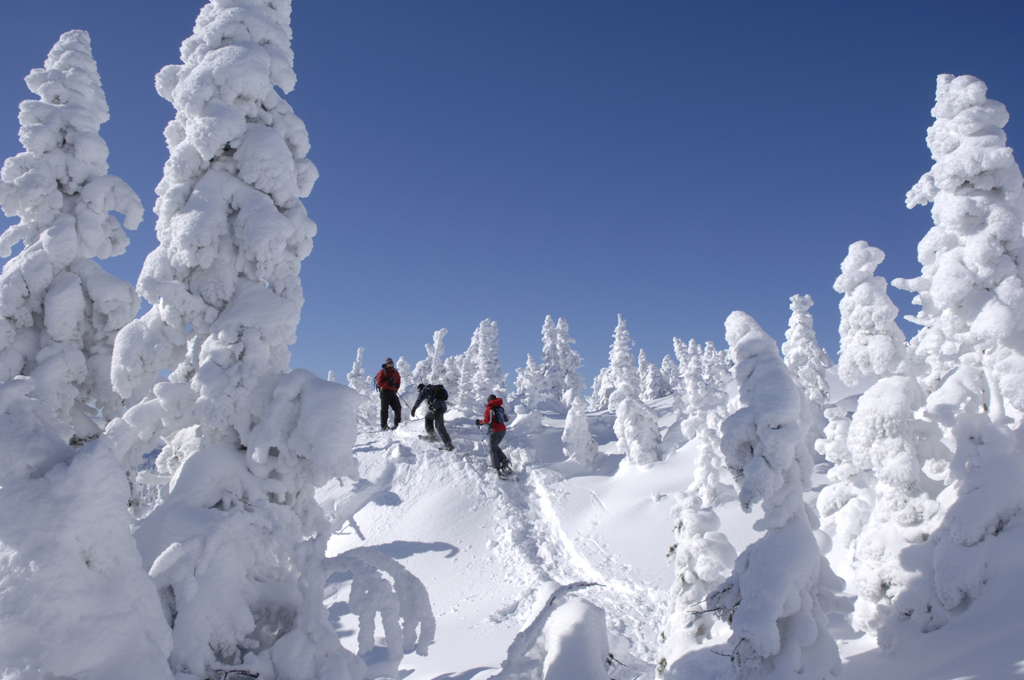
[555,317,586,403]
[660,495,737,668]
[661,354,679,392]
[895,74,1024,417]
[660,338,735,665]
[514,352,551,410]
[395,355,412,395]
[706,312,843,679]
[843,376,945,637]
[835,241,905,389]
[0,29,143,441]
[102,4,391,677]
[0,31,171,680]
[782,294,830,407]
[782,294,831,457]
[412,327,448,387]
[529,315,585,406]
[591,314,640,411]
[882,75,1024,640]
[614,394,661,465]
[456,319,505,411]
[640,348,672,401]
[562,395,598,469]
[347,346,372,397]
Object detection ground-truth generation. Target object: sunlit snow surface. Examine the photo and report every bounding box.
[319,396,1024,679]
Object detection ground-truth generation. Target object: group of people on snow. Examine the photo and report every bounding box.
[374,358,514,479]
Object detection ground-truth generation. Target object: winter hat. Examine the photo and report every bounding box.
[486,394,497,402]
[384,357,394,365]
[417,383,425,391]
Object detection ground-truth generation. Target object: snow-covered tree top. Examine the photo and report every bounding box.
[1,29,142,260]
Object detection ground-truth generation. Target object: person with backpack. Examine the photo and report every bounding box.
[476,394,513,479]
[411,383,454,451]
[375,357,402,431]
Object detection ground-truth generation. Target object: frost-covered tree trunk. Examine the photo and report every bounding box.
[706,312,843,680]
[0,31,171,680]
[0,29,143,440]
[834,241,905,389]
[562,395,598,469]
[885,75,1024,640]
[101,4,381,678]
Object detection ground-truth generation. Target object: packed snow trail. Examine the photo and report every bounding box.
[323,408,681,677]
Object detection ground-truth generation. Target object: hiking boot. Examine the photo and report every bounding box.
[444,442,455,451]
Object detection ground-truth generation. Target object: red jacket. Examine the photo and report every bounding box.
[482,397,507,432]
[376,366,401,392]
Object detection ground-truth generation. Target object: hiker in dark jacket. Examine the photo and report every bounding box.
[411,383,454,450]
[476,394,513,477]
[375,358,402,431]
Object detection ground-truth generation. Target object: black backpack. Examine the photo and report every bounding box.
[432,384,449,401]
[491,404,508,424]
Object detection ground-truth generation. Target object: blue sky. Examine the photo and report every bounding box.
[2,1,1023,387]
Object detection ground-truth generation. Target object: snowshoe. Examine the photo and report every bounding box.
[496,463,517,481]
[418,434,438,442]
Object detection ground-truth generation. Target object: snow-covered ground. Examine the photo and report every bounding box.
[318,397,1024,679]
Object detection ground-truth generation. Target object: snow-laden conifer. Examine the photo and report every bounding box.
[835,242,905,389]
[895,74,1024,413]
[614,394,661,465]
[782,294,831,458]
[706,312,843,679]
[514,352,550,410]
[412,327,448,386]
[660,337,735,664]
[640,348,672,401]
[0,29,143,440]
[101,4,390,677]
[395,355,412,395]
[883,75,1024,640]
[347,346,372,397]
[661,354,679,392]
[844,377,945,637]
[555,317,586,403]
[782,295,830,406]
[659,495,737,668]
[0,31,171,680]
[562,395,598,469]
[456,319,505,412]
[591,314,640,411]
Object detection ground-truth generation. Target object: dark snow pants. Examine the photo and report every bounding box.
[489,430,510,470]
[380,389,401,429]
[425,405,452,448]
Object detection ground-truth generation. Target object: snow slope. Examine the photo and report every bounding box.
[320,397,1024,679]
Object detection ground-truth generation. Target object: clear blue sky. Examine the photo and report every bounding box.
[2,1,1023,386]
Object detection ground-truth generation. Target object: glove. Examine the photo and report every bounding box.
[411,409,417,417]
[475,419,482,426]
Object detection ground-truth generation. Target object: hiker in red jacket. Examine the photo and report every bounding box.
[476,394,513,478]
[375,357,402,431]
